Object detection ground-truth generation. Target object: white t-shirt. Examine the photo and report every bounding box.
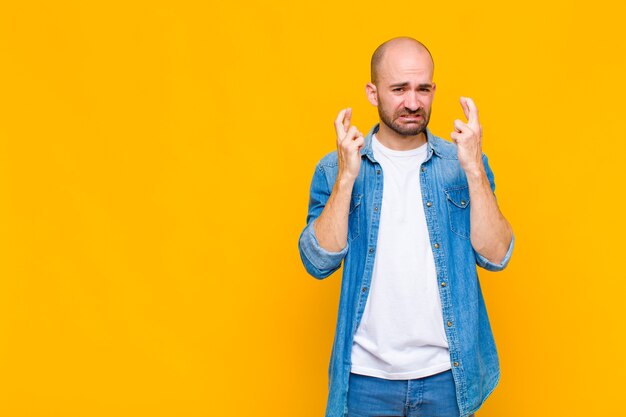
[350,134,451,380]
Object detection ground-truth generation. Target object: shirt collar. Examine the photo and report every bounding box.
[360,123,448,162]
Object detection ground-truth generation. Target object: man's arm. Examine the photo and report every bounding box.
[297,108,364,278]
[451,97,514,271]
[467,154,514,267]
[312,176,354,252]
[298,165,351,279]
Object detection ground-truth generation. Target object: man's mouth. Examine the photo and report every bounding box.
[399,114,422,122]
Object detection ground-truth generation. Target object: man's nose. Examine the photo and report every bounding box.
[404,91,421,112]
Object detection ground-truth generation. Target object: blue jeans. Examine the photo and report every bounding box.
[347,370,475,417]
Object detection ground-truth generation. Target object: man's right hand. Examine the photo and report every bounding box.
[335,108,364,182]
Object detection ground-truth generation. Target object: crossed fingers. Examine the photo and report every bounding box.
[335,108,362,144]
[451,96,482,143]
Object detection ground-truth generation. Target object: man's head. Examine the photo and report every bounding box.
[367,37,436,138]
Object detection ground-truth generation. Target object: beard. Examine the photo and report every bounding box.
[378,105,431,137]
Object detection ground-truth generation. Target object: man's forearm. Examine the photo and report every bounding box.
[313,176,355,252]
[466,169,513,265]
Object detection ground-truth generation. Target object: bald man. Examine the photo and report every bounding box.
[298,37,514,417]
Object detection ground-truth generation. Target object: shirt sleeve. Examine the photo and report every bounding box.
[298,164,349,279]
[474,153,515,272]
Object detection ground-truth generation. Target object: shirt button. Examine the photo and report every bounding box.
[453,361,459,367]
[362,287,367,293]
[369,248,374,253]
[421,167,426,172]
[376,169,381,175]
[461,200,466,206]
[441,282,446,287]
[426,201,432,207]
[374,206,378,212]
[447,321,453,327]
[434,243,440,249]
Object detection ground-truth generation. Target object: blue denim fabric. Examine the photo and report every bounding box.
[298,124,515,417]
[348,370,475,417]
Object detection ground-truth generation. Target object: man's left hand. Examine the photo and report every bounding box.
[451,97,484,175]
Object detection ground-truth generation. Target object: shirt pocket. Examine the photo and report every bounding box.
[348,193,363,241]
[444,185,471,239]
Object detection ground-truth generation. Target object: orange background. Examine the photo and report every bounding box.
[0,1,624,416]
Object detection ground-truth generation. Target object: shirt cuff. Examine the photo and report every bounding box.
[300,220,349,272]
[475,233,515,272]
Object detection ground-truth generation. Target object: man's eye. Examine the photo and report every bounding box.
[393,88,403,92]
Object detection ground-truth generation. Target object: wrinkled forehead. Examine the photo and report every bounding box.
[378,49,434,85]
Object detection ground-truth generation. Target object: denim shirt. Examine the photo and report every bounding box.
[298,123,515,417]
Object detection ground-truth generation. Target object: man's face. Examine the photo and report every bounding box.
[376,81,434,136]
[367,48,436,137]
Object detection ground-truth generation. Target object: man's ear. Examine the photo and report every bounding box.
[365,82,378,106]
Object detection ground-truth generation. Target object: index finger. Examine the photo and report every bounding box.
[334,108,347,138]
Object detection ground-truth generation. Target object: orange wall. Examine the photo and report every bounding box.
[0,1,624,416]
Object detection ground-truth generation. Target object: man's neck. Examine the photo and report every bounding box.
[376,123,427,151]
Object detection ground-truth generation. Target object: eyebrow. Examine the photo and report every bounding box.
[389,82,433,88]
